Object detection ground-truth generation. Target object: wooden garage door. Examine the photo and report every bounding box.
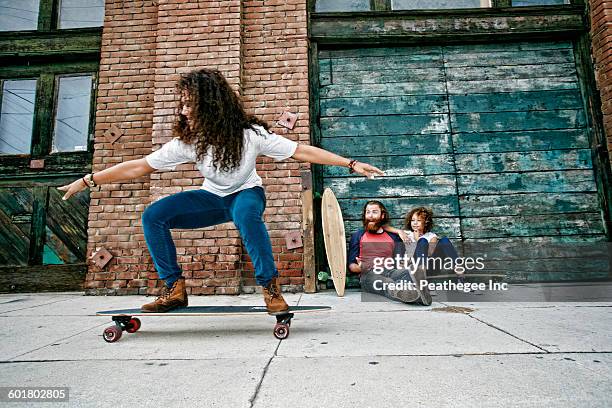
[317,40,608,282]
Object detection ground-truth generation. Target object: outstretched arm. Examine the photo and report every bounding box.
[57,158,156,201]
[292,144,384,179]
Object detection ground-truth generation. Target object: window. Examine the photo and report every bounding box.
[513,0,570,5]
[315,0,371,12]
[392,0,490,9]
[0,0,103,32]
[0,72,96,157]
[0,79,37,155]
[313,0,573,12]
[58,0,105,29]
[0,0,40,31]
[52,75,93,153]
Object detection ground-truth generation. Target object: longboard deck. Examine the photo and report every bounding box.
[97,305,331,317]
[321,188,347,297]
[97,305,331,342]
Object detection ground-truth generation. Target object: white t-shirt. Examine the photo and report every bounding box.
[403,230,438,243]
[145,125,298,197]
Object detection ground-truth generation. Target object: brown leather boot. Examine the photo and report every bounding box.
[262,277,289,315]
[141,278,188,313]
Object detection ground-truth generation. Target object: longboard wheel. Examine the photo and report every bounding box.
[103,326,122,343]
[126,317,141,333]
[273,323,289,340]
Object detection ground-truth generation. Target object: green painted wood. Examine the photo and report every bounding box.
[321,94,448,116]
[319,58,332,86]
[451,110,585,133]
[320,134,452,156]
[453,129,589,153]
[316,40,607,284]
[323,154,455,177]
[46,187,89,263]
[0,187,33,266]
[459,192,599,216]
[457,170,597,194]
[330,54,443,70]
[454,149,592,173]
[338,196,460,218]
[321,114,449,136]
[31,73,55,157]
[447,77,578,94]
[446,64,577,82]
[461,212,605,238]
[330,68,445,85]
[310,10,584,44]
[28,186,47,265]
[325,174,457,197]
[461,236,608,259]
[444,49,575,67]
[449,90,582,113]
[320,82,447,98]
[0,31,102,58]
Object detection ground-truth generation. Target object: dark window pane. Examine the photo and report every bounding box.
[315,0,371,12]
[513,0,569,5]
[392,0,490,9]
[58,0,104,29]
[0,79,37,155]
[52,75,93,153]
[0,0,39,32]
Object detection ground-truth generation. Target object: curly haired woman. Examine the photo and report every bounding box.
[59,68,383,314]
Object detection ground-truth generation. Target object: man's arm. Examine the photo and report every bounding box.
[347,230,364,273]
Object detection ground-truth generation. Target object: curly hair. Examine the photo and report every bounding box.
[361,200,390,229]
[404,207,434,233]
[173,69,270,172]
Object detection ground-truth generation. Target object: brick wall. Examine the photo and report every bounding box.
[591,0,612,163]
[85,0,310,295]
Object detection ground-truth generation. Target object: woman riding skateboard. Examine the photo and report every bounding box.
[58,68,383,314]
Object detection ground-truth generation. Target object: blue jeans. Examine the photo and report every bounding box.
[414,237,459,275]
[141,186,276,288]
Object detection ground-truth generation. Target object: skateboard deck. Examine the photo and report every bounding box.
[321,187,347,297]
[96,305,331,342]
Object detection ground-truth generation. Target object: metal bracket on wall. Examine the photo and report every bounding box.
[104,124,124,144]
[285,231,304,250]
[277,111,298,130]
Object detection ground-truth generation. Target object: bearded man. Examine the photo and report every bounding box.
[347,201,431,305]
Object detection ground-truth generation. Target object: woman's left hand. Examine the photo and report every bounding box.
[352,161,384,179]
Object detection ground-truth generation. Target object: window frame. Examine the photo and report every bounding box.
[312,0,578,12]
[0,63,98,174]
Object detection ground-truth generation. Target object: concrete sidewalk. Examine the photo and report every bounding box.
[0,290,611,407]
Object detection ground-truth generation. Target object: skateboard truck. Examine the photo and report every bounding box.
[273,312,294,340]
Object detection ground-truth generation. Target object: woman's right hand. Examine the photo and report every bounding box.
[57,178,88,201]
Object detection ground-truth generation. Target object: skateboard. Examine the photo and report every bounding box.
[321,188,347,296]
[96,305,331,342]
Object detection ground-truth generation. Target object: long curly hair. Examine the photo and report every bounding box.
[173,69,270,172]
[404,207,434,233]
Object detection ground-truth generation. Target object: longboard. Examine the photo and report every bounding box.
[96,305,331,342]
[321,188,347,296]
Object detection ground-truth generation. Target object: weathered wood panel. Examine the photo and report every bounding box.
[317,40,606,284]
[323,154,455,177]
[325,175,457,198]
[0,187,33,266]
[455,149,592,173]
[453,129,589,153]
[459,192,599,216]
[449,90,582,113]
[457,170,597,194]
[338,196,459,218]
[320,134,452,156]
[321,114,449,136]
[320,94,448,116]
[462,213,605,238]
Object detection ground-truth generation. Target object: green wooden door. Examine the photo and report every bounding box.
[317,40,608,283]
